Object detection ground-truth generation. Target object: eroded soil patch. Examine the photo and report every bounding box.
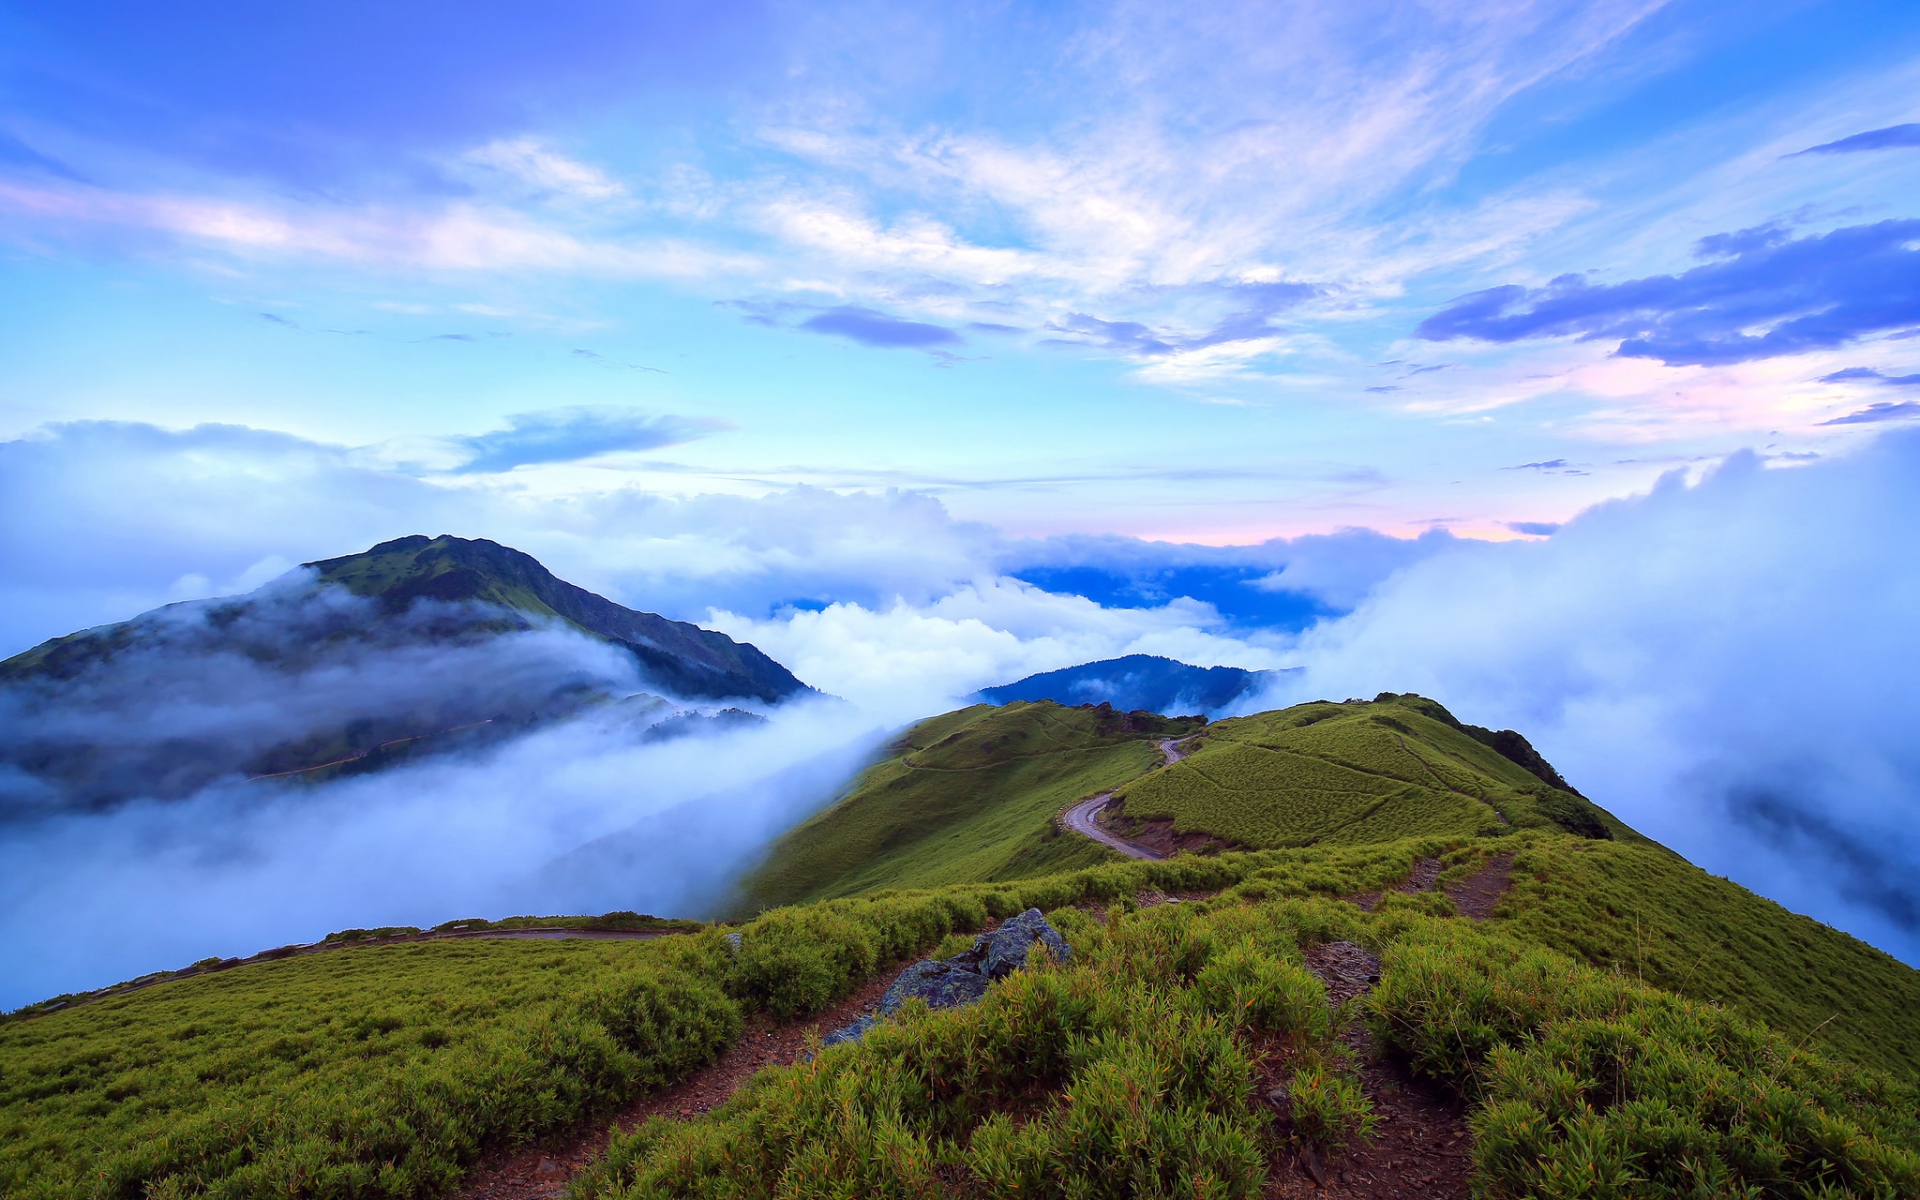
[1444,853,1513,921]
[1098,805,1239,856]
[456,973,895,1200]
[1345,856,1443,913]
[1265,940,1471,1199]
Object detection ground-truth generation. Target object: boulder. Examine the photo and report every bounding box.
[817,910,1069,1048]
[877,958,991,1016]
[975,908,1072,980]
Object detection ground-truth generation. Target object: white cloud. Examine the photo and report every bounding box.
[708,577,1283,715]
[1251,429,1920,962]
[462,138,628,202]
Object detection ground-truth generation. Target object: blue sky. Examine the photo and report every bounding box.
[3,0,1918,548]
[7,1,1920,977]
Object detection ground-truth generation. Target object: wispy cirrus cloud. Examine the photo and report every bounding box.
[449,408,727,474]
[1820,402,1920,427]
[1790,123,1920,156]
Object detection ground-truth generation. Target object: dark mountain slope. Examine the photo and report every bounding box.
[0,535,807,813]
[979,653,1286,714]
[305,535,807,704]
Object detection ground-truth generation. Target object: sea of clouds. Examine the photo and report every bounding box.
[2,420,1917,1006]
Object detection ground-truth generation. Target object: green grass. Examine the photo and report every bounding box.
[572,894,1919,1200]
[1114,695,1642,849]
[5,838,1917,1197]
[1371,920,1920,1198]
[7,692,1919,1198]
[730,702,1201,912]
[0,937,739,1199]
[1491,833,1920,1078]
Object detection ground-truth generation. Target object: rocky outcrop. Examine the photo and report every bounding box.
[822,909,1070,1047]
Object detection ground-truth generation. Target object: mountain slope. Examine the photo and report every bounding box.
[0,535,808,812]
[729,692,1920,1074]
[305,535,807,704]
[7,833,1917,1199]
[1108,692,1642,848]
[731,702,1205,911]
[979,653,1285,714]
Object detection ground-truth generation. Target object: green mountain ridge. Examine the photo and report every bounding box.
[304,535,809,704]
[735,694,1919,1076]
[5,691,1918,1199]
[0,535,808,810]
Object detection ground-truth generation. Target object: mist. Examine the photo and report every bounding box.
[0,696,882,1010]
[0,568,894,1010]
[1247,431,1920,964]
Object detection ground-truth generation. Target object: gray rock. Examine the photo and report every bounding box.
[975,908,1072,980]
[811,910,1071,1051]
[878,958,992,1016]
[821,1014,875,1047]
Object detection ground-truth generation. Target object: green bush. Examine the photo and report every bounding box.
[1286,1065,1375,1156]
[1369,922,1920,1199]
[1192,942,1328,1046]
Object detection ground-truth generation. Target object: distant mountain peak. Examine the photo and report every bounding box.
[304,534,809,704]
[0,535,811,814]
[979,654,1290,716]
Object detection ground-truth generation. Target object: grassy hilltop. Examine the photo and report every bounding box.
[4,692,1919,1198]
[733,702,1203,910]
[735,693,1920,1075]
[1108,692,1643,848]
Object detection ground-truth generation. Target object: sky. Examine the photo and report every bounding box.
[4,0,1920,993]
[2,0,1918,545]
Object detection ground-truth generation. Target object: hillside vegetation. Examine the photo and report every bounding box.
[732,702,1202,911]
[6,693,1918,1197]
[735,694,1920,1076]
[10,842,1915,1197]
[1113,693,1643,848]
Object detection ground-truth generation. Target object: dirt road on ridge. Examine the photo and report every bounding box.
[1059,736,1194,861]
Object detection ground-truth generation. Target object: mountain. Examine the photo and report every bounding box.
[735,692,1920,1077]
[732,694,1618,915]
[733,702,1206,911]
[304,535,807,704]
[0,535,808,812]
[1103,690,1634,848]
[978,653,1289,714]
[9,692,1920,1198]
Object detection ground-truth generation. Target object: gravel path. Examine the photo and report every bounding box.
[1058,735,1195,861]
[1061,792,1167,860]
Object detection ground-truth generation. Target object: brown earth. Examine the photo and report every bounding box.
[1265,940,1472,1199]
[1444,853,1513,920]
[457,972,897,1200]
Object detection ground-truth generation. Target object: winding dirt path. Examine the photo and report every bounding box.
[1060,736,1197,861]
[1062,792,1168,860]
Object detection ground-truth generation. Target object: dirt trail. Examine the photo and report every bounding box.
[1346,854,1513,921]
[1264,941,1472,1198]
[1057,735,1198,861]
[1061,792,1168,860]
[458,972,897,1199]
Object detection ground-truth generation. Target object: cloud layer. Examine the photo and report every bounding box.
[1252,430,1920,962]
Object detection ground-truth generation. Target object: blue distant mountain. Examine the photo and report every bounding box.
[978,654,1291,716]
